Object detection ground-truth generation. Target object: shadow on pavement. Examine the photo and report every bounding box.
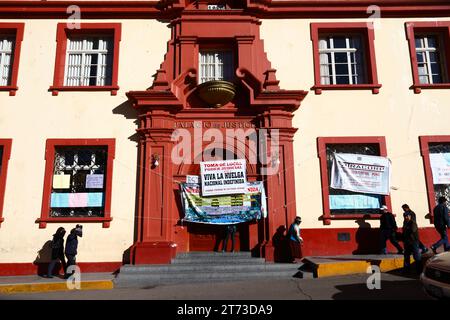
[332,279,431,300]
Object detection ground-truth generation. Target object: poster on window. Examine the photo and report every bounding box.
[180,181,266,225]
[429,153,450,184]
[330,153,391,195]
[200,159,247,196]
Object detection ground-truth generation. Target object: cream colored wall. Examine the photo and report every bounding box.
[0,19,170,263]
[261,18,450,231]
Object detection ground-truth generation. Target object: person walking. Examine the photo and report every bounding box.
[222,224,237,252]
[287,216,303,263]
[379,205,403,254]
[430,196,450,254]
[64,224,83,278]
[46,227,66,278]
[401,204,428,254]
[402,211,422,274]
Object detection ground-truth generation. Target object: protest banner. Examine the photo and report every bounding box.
[200,159,247,196]
[330,153,391,195]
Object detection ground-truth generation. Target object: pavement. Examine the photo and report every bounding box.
[0,273,431,300]
[0,272,114,294]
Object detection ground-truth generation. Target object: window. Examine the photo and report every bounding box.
[420,136,450,223]
[50,23,121,96]
[0,23,24,96]
[406,22,450,93]
[317,137,390,225]
[319,35,366,85]
[199,51,233,84]
[64,36,113,86]
[38,139,115,228]
[311,23,381,94]
[0,139,12,226]
[415,35,446,85]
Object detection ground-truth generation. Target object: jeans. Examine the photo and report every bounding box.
[47,255,66,277]
[404,242,422,274]
[432,228,450,251]
[223,227,236,252]
[65,254,77,277]
[380,229,403,254]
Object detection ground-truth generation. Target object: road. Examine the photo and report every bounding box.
[0,272,432,300]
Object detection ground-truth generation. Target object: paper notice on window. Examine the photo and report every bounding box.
[430,153,450,184]
[86,174,104,189]
[52,174,71,189]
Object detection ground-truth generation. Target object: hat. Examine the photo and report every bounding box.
[380,205,388,211]
[295,216,302,222]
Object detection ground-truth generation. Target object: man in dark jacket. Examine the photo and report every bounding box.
[402,211,422,274]
[46,227,66,278]
[431,197,450,254]
[379,205,403,254]
[64,224,83,278]
[401,204,428,254]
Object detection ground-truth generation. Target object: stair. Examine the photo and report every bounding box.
[114,251,313,288]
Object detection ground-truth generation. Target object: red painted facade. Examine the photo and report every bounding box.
[126,3,308,263]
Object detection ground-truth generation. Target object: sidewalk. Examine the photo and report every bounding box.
[0,273,115,294]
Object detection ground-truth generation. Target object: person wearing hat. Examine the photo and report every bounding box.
[64,224,83,279]
[401,204,428,254]
[45,227,67,278]
[402,211,422,274]
[379,205,403,254]
[287,216,303,263]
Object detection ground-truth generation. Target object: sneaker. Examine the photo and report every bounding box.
[43,275,53,279]
[421,248,429,254]
[397,250,404,255]
[431,246,437,254]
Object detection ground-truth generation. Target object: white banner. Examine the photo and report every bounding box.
[330,153,391,195]
[200,159,247,196]
[430,153,450,185]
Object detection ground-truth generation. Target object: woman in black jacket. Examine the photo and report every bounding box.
[46,227,66,278]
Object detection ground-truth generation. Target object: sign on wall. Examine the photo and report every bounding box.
[180,181,266,224]
[429,153,450,185]
[330,153,391,195]
[200,159,247,196]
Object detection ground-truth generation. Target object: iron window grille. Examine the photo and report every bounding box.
[50,146,107,218]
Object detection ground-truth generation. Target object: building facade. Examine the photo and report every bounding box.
[1,0,450,275]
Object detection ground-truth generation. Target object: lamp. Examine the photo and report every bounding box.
[152,154,160,167]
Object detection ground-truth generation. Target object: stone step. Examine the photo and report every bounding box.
[171,257,266,264]
[114,270,305,288]
[119,263,301,274]
[175,251,253,258]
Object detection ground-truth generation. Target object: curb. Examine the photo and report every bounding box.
[0,280,114,294]
[303,257,407,278]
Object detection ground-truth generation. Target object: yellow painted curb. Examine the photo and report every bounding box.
[317,261,371,278]
[0,280,114,294]
[313,257,410,278]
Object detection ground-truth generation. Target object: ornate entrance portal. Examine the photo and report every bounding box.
[126,1,307,264]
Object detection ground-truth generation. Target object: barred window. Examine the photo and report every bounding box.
[415,35,447,84]
[319,35,366,85]
[428,142,450,204]
[199,51,233,84]
[64,37,113,86]
[0,37,14,86]
[326,143,384,214]
[50,146,108,218]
